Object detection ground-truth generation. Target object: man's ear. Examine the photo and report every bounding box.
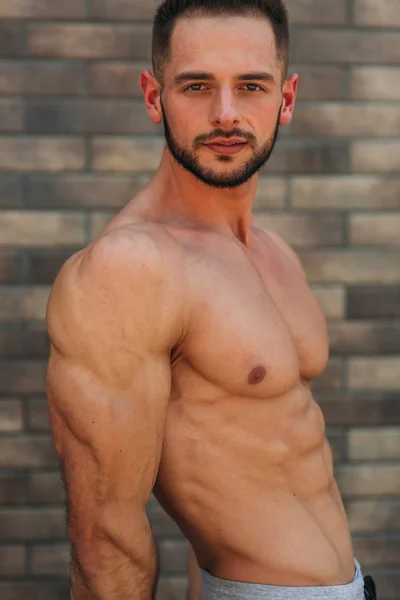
[141,70,163,124]
[279,73,299,127]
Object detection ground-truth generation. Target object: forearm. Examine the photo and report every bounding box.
[70,538,159,600]
[187,546,203,600]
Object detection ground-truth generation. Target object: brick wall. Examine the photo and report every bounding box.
[0,0,399,598]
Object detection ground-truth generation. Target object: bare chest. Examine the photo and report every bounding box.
[172,230,329,399]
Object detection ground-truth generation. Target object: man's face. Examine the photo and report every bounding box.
[159,15,288,189]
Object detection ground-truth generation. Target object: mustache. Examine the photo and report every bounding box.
[194,128,257,147]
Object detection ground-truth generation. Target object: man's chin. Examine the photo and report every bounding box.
[191,169,257,189]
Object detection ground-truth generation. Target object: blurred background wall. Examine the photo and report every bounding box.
[0,0,399,598]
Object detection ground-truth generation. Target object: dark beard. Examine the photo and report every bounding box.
[161,100,281,189]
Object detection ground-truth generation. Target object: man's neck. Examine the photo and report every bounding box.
[149,148,260,247]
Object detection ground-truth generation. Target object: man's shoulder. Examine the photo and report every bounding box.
[60,222,183,293]
[47,222,187,353]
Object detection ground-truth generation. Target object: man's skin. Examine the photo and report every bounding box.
[46,14,356,600]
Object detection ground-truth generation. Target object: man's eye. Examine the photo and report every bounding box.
[185,84,206,92]
[243,84,263,92]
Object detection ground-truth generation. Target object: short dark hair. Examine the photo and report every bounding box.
[152,0,290,86]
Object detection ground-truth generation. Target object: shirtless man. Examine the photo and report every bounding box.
[45,0,377,599]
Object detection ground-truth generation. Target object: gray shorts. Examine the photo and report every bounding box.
[200,559,365,600]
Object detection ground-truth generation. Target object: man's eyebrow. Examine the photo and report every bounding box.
[173,72,276,85]
[237,72,276,83]
[173,72,216,85]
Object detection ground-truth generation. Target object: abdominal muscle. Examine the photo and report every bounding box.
[154,381,356,586]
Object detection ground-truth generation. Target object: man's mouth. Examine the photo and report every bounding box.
[205,140,248,155]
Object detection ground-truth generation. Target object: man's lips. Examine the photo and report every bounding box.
[205,137,248,145]
[204,138,248,155]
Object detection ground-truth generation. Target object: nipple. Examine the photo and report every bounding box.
[248,365,267,385]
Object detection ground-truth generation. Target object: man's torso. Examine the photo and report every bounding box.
[80,199,356,586]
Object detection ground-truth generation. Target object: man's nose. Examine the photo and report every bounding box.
[209,87,241,129]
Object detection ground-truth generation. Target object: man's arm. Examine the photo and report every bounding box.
[46,230,184,600]
[187,546,203,600]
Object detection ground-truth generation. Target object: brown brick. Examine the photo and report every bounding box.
[299,251,400,284]
[27,99,158,135]
[0,211,86,246]
[286,0,347,24]
[351,67,400,101]
[337,464,400,497]
[265,140,349,175]
[25,323,50,358]
[159,539,189,575]
[354,0,400,27]
[0,138,85,172]
[349,427,400,460]
[0,175,23,208]
[326,428,347,461]
[28,24,152,60]
[0,508,66,541]
[0,473,26,504]
[89,62,149,98]
[353,535,400,567]
[0,60,84,96]
[293,30,400,64]
[0,398,23,431]
[0,325,22,358]
[28,398,50,431]
[349,358,400,390]
[256,214,343,247]
[348,287,400,319]
[350,214,400,246]
[0,362,47,395]
[30,542,70,577]
[291,177,400,211]
[0,252,21,284]
[0,545,25,576]
[146,499,182,537]
[328,322,400,355]
[310,286,345,319]
[1,302,18,328]
[291,65,346,101]
[292,103,400,138]
[0,21,24,57]
[352,142,400,174]
[311,358,343,390]
[0,584,70,600]
[92,137,164,172]
[0,436,58,468]
[0,99,23,132]
[28,250,76,284]
[347,500,400,533]
[371,572,400,599]
[27,174,149,209]
[29,471,65,504]
[0,0,86,19]
[23,287,51,320]
[156,578,187,600]
[0,289,23,320]
[90,0,159,21]
[0,287,50,321]
[317,392,400,427]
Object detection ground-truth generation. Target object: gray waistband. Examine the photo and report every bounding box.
[200,559,365,600]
